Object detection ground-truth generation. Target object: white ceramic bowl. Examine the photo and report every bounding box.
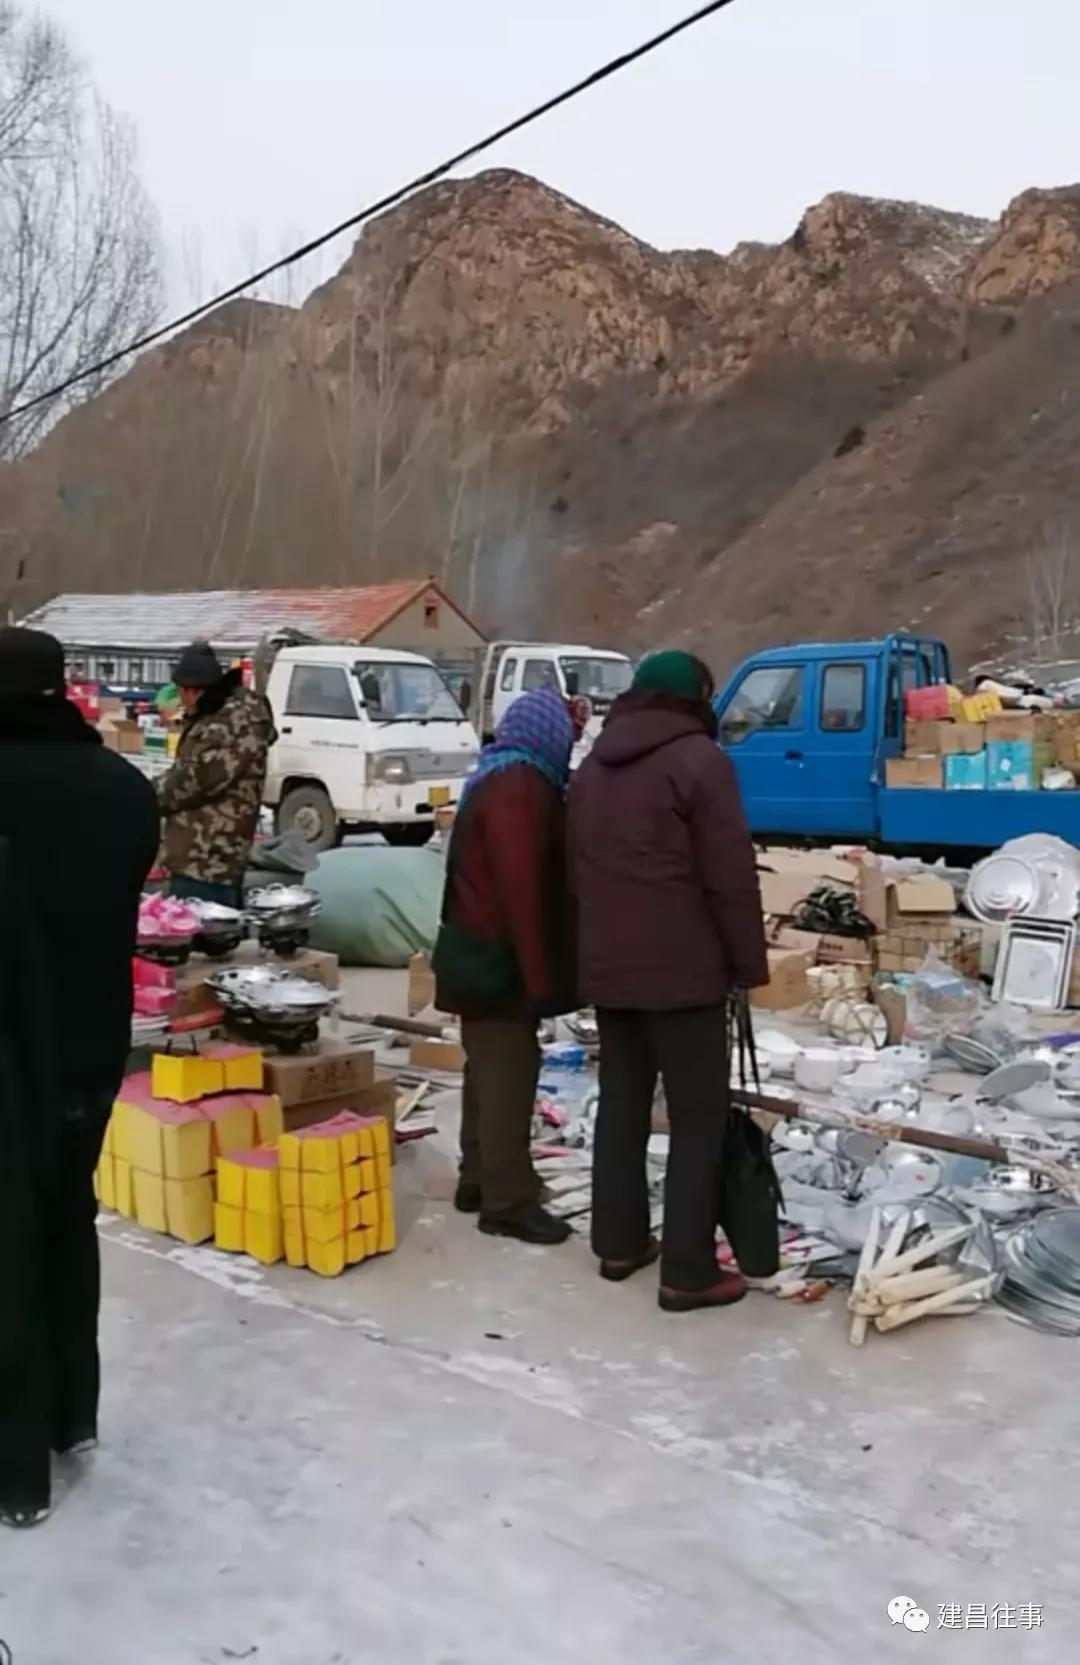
[794,1048,844,1094]
[756,1029,801,1079]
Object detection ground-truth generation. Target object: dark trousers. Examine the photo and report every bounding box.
[460,1018,541,1220]
[592,1008,728,1292]
[0,1096,110,1511]
[168,875,241,907]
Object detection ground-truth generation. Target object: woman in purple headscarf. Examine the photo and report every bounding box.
[433,689,577,1245]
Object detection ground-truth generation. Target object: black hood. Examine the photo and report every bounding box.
[0,692,102,746]
[590,689,717,767]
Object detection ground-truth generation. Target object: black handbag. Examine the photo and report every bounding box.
[718,994,782,1279]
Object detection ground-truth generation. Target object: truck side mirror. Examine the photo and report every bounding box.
[564,669,580,697]
[458,680,472,713]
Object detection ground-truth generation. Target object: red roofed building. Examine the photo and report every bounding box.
[19,579,486,688]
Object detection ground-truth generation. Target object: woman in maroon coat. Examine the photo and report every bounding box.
[569,651,768,1311]
[434,688,577,1245]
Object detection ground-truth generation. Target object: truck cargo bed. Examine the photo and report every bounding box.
[879,786,1080,851]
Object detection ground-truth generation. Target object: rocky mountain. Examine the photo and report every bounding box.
[4,169,1080,670]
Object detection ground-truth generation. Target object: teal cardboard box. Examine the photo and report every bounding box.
[945,751,988,790]
[987,739,1034,791]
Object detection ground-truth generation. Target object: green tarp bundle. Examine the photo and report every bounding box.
[308,845,445,967]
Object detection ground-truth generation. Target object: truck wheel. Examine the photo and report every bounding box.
[276,785,340,852]
[382,824,434,849]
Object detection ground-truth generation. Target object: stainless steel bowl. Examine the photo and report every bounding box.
[245,884,322,926]
[206,964,338,1018]
[188,899,245,933]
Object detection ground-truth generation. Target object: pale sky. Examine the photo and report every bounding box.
[52,0,1080,308]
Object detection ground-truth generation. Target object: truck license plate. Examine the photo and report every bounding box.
[427,786,451,808]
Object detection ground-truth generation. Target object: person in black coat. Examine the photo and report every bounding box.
[0,628,159,1526]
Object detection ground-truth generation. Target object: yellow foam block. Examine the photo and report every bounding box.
[101,1117,114,1157]
[357,1192,380,1229]
[151,1053,225,1105]
[214,1202,245,1253]
[96,1155,115,1211]
[113,1157,134,1218]
[301,1166,361,1210]
[216,1159,247,1210]
[357,1157,376,1193]
[201,1096,255,1157]
[245,1167,279,1215]
[280,1166,300,1207]
[375,1153,391,1191]
[122,1095,212,1181]
[244,1211,284,1266]
[299,1132,358,1174]
[346,1229,367,1266]
[228,1052,264,1091]
[297,1200,361,1246]
[278,1131,302,1170]
[165,1176,214,1245]
[161,1118,213,1181]
[200,1044,264,1091]
[133,1169,168,1234]
[368,1119,391,1160]
[283,1216,306,1269]
[348,1117,387,1160]
[252,1094,283,1143]
[109,1102,131,1162]
[124,1103,165,1176]
[377,1189,396,1254]
[307,1239,346,1278]
[363,1225,378,1258]
[218,1151,281,1214]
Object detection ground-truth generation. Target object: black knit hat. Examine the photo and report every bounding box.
[0,626,66,696]
[172,639,224,688]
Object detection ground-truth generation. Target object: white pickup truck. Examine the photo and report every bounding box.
[262,644,479,851]
[476,641,633,753]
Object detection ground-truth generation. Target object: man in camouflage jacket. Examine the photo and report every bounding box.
[157,641,277,904]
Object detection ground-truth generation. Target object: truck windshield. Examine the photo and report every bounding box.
[559,657,632,701]
[352,661,462,723]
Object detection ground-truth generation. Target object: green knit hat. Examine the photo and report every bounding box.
[632,650,706,702]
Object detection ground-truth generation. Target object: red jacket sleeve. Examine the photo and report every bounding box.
[479,768,557,1005]
[688,747,769,990]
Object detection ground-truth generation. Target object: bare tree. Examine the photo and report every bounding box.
[0,1,161,459]
[1025,523,1080,663]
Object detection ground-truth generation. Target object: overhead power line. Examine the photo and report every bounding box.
[1,0,740,430]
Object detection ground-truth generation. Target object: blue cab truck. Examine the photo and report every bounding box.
[713,632,1075,859]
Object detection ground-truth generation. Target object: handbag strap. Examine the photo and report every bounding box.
[727,990,761,1097]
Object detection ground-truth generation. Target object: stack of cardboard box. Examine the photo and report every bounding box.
[752,851,872,1011]
[263,1037,396,1138]
[858,859,980,977]
[890,705,1078,793]
[406,950,467,1070]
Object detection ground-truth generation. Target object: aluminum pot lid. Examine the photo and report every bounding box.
[966,854,1041,923]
